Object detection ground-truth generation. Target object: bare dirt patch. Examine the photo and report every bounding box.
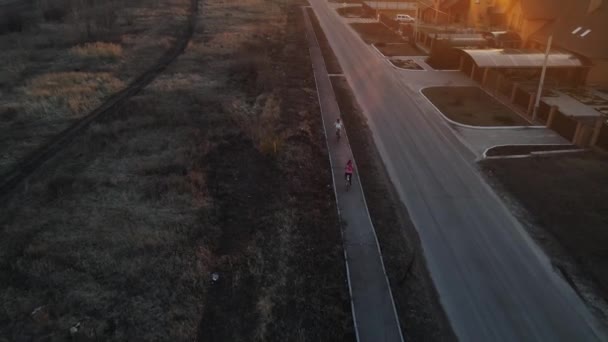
[423,86,531,126]
[350,22,405,44]
[331,76,456,341]
[481,152,608,319]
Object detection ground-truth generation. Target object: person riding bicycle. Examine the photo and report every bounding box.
[335,118,342,139]
[344,159,353,186]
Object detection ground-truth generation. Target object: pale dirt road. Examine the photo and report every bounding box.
[309,1,607,341]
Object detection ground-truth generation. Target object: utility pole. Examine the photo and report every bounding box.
[532,35,552,122]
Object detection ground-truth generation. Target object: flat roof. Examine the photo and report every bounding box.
[461,49,585,68]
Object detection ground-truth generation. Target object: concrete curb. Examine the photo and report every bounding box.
[480,143,586,159]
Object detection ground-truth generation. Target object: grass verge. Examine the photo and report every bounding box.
[306,8,342,74]
[480,152,608,319]
[423,86,530,126]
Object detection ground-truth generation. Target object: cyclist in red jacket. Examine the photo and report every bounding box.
[345,160,354,190]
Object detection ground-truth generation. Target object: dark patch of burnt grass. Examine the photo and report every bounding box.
[480,153,608,305]
[350,22,405,44]
[331,76,457,341]
[307,8,342,74]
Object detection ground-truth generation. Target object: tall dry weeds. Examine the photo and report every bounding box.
[227,91,285,155]
[25,71,125,115]
[70,42,123,60]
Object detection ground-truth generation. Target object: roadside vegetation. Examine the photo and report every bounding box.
[423,86,531,126]
[481,152,608,321]
[0,0,352,340]
[307,8,342,74]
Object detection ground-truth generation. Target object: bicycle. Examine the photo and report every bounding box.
[345,173,352,191]
[336,128,341,142]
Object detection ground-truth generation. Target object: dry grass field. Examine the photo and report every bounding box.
[0,0,352,341]
[0,0,191,176]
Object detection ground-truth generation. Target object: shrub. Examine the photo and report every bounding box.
[70,42,123,60]
[228,92,284,155]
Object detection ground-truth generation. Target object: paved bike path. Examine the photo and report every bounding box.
[303,8,403,342]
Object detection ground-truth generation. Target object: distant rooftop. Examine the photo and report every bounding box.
[461,48,586,68]
[531,0,608,59]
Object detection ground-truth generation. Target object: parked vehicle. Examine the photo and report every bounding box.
[394,14,415,23]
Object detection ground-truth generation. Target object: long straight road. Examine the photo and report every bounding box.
[309,1,607,341]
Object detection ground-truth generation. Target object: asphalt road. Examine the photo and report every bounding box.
[309,1,607,341]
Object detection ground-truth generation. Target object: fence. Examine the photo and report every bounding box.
[472,67,483,83]
[550,111,578,141]
[498,78,513,98]
[485,69,500,88]
[596,123,608,151]
[537,100,551,124]
[513,87,531,111]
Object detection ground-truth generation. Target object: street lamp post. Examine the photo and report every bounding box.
[531,26,592,123]
[414,1,450,45]
[531,35,553,122]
